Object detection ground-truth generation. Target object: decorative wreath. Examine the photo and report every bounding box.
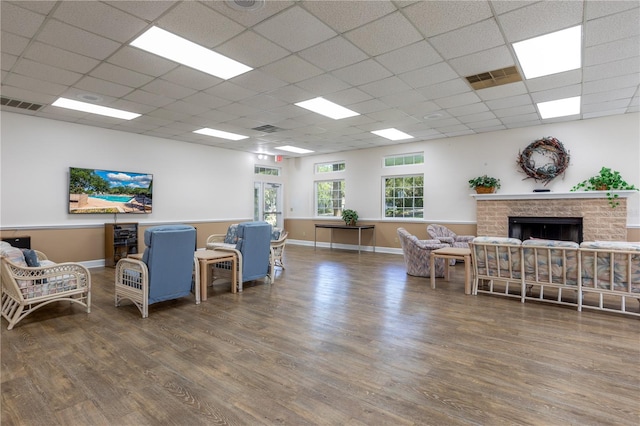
[517,136,570,186]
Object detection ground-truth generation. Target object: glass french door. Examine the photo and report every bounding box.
[254,182,283,228]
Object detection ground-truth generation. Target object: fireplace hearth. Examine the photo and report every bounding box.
[509,216,583,243]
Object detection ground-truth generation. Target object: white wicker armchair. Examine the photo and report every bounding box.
[1,243,91,330]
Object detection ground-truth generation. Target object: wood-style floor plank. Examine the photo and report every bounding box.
[2,245,639,425]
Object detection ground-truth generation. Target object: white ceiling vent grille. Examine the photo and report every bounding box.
[226,0,265,11]
[465,66,522,90]
[1,96,44,111]
[252,124,283,133]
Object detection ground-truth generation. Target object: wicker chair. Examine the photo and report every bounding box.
[115,224,197,318]
[397,228,448,278]
[270,229,288,275]
[1,242,91,330]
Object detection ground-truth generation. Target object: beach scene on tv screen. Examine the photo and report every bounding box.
[69,167,153,214]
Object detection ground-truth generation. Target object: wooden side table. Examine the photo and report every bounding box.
[195,250,238,300]
[430,247,472,295]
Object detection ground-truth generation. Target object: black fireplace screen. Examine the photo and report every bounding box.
[509,217,583,243]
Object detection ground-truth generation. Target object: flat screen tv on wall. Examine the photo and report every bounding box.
[69,167,153,214]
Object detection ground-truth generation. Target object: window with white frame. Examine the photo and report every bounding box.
[384,175,424,218]
[383,153,424,167]
[315,161,345,173]
[316,180,345,217]
[255,165,280,176]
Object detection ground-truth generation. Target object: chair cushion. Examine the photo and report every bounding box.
[22,249,40,267]
[224,224,240,244]
[1,245,27,267]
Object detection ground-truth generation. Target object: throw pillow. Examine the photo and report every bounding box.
[22,249,40,267]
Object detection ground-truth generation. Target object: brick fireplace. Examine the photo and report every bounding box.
[473,192,633,241]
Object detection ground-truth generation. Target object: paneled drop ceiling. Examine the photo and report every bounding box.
[1,1,639,157]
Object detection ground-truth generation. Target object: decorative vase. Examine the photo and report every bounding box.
[475,186,496,194]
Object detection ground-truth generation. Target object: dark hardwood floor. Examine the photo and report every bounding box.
[2,245,639,425]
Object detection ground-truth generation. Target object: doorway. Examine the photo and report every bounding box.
[254,182,283,229]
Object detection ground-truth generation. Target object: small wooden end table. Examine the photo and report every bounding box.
[430,247,472,295]
[195,250,237,300]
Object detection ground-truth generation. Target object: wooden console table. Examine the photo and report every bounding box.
[314,224,375,253]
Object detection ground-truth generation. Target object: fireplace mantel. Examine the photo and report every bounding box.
[471,190,637,201]
[473,191,632,241]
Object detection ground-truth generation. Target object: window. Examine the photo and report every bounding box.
[315,161,345,173]
[384,175,424,218]
[384,153,424,167]
[316,180,345,217]
[255,165,280,176]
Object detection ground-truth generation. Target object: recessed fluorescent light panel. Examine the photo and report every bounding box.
[513,25,581,79]
[52,98,140,120]
[371,128,414,141]
[295,97,359,120]
[194,128,248,140]
[275,145,314,154]
[131,26,252,80]
[537,96,581,119]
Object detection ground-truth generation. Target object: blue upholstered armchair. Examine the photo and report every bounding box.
[397,228,448,278]
[211,221,272,292]
[115,224,197,318]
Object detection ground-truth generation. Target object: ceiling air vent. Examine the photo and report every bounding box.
[226,0,264,11]
[252,124,282,133]
[465,66,522,90]
[0,96,43,111]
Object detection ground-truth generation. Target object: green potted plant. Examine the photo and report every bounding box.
[571,167,638,207]
[341,209,358,226]
[468,175,501,194]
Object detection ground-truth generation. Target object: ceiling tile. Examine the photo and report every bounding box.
[344,12,423,56]
[1,31,30,56]
[253,6,336,52]
[435,92,483,109]
[53,1,147,43]
[498,1,583,43]
[448,45,514,76]
[90,62,155,88]
[332,59,393,86]
[24,41,99,74]
[585,37,640,66]
[430,19,504,59]
[206,82,258,102]
[405,0,493,37]
[374,41,443,74]
[585,8,640,47]
[142,78,197,99]
[475,81,528,101]
[1,2,45,38]
[217,31,290,68]
[108,46,177,77]
[295,73,350,95]
[485,94,533,110]
[105,1,178,21]
[302,0,396,33]
[524,70,582,93]
[205,0,294,27]
[585,1,639,20]
[583,74,640,94]
[399,62,458,89]
[12,58,82,86]
[230,69,289,93]
[36,20,121,60]
[583,57,640,82]
[529,84,582,103]
[74,76,135,98]
[156,1,245,48]
[261,55,324,84]
[419,79,472,101]
[299,37,368,71]
[359,76,412,98]
[160,66,223,91]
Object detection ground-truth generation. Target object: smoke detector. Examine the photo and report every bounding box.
[226,0,265,11]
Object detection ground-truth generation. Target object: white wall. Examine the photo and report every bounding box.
[285,113,640,226]
[2,112,639,229]
[1,113,284,227]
